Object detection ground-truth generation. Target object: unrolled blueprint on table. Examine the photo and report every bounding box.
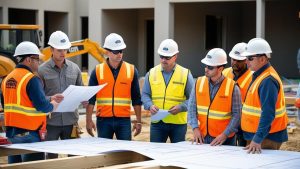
[54,84,106,112]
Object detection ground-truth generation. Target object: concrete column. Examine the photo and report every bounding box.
[2,6,8,24]
[37,10,44,47]
[256,0,265,38]
[154,0,174,65]
[88,0,102,74]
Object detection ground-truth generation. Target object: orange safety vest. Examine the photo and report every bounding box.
[241,66,287,133]
[223,67,252,102]
[1,68,46,131]
[196,76,235,138]
[95,61,134,117]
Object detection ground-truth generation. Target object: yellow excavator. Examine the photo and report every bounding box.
[0,24,107,132]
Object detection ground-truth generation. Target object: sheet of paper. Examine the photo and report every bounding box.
[54,84,106,112]
[151,109,170,121]
[2,138,300,169]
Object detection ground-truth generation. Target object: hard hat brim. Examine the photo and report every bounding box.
[201,58,227,66]
[157,50,179,57]
[229,51,247,60]
[48,42,72,50]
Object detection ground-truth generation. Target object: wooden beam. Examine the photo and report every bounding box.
[286,96,296,105]
[0,147,37,157]
[0,151,151,169]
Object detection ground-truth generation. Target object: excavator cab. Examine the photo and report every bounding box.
[0,24,41,78]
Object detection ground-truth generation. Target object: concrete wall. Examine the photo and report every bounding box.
[174,1,255,77]
[0,0,76,47]
[265,0,300,78]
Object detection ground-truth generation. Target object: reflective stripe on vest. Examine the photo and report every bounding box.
[223,67,252,102]
[241,66,288,133]
[2,69,46,130]
[95,61,134,117]
[149,64,189,124]
[196,76,235,138]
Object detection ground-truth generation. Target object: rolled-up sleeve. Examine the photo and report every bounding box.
[223,85,241,136]
[188,83,199,129]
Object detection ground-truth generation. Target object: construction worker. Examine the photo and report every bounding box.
[142,39,194,143]
[188,48,241,146]
[86,33,142,140]
[38,31,85,159]
[223,42,252,147]
[241,38,288,154]
[1,41,59,163]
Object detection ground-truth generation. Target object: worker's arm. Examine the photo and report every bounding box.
[85,68,98,137]
[131,68,142,136]
[244,76,279,154]
[27,76,54,112]
[187,82,203,144]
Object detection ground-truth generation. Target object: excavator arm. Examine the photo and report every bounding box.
[41,39,107,63]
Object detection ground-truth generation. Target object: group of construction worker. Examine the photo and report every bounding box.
[1,30,288,164]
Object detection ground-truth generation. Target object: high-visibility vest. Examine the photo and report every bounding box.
[95,61,134,117]
[149,64,189,124]
[223,67,252,102]
[241,66,287,133]
[196,76,235,138]
[1,68,46,131]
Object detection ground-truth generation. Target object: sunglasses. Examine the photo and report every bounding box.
[205,65,217,70]
[246,54,265,61]
[109,50,123,55]
[160,55,174,60]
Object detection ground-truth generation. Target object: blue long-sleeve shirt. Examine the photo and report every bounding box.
[88,60,142,106]
[243,63,288,143]
[141,64,194,112]
[3,64,53,137]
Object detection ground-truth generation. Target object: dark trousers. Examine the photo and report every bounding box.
[204,134,236,146]
[46,124,73,159]
[150,121,187,143]
[96,117,131,140]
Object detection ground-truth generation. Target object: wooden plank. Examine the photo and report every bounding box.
[0,151,151,169]
[286,96,296,105]
[0,147,37,157]
[100,160,183,169]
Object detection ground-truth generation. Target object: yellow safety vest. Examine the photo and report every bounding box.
[149,64,189,124]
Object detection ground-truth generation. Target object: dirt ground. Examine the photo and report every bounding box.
[1,115,300,165]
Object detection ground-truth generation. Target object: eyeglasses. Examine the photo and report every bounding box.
[160,55,174,60]
[109,50,123,55]
[246,54,265,61]
[205,65,217,70]
[30,56,40,62]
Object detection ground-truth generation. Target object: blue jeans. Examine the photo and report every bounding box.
[203,134,236,146]
[96,117,131,140]
[150,121,187,143]
[7,131,44,163]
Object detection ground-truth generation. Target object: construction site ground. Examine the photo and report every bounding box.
[1,114,300,165]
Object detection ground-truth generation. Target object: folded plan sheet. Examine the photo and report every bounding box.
[54,84,106,112]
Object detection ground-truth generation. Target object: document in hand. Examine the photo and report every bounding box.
[54,84,107,112]
[151,109,170,122]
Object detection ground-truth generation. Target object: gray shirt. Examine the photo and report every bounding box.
[38,58,83,126]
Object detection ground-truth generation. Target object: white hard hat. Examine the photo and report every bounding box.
[229,42,247,60]
[48,31,71,49]
[103,33,126,50]
[201,48,227,66]
[157,39,179,57]
[241,38,272,58]
[14,41,43,57]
